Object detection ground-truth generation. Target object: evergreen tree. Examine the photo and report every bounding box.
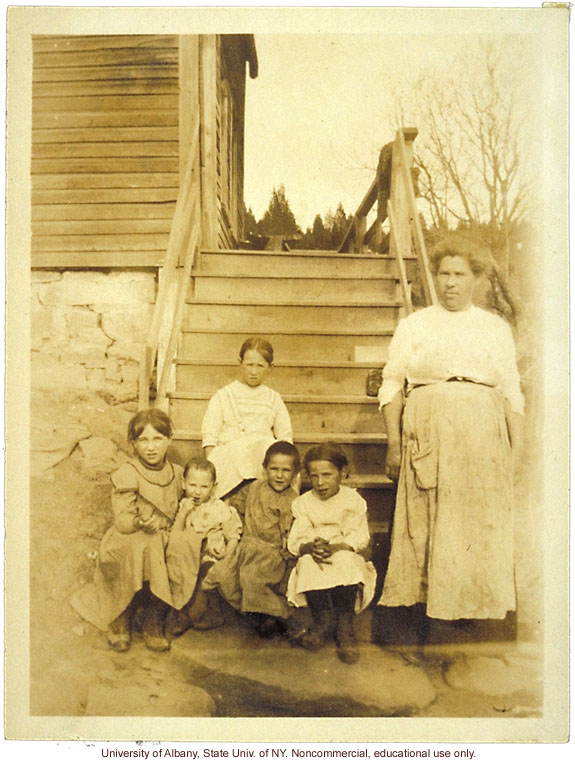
[258,185,301,236]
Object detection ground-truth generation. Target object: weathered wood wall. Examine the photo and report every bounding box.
[32,34,180,268]
[32,34,251,266]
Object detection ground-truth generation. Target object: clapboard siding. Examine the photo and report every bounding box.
[32,34,180,267]
[32,34,252,267]
[33,203,176,221]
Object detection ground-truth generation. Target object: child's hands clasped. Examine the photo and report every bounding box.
[135,512,162,534]
[300,537,355,567]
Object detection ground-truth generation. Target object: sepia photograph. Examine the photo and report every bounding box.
[4,2,570,745]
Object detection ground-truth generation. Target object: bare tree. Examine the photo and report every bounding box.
[395,39,533,278]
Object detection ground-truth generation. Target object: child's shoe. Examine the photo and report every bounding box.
[335,612,359,664]
[142,597,170,651]
[106,609,132,652]
[191,590,224,630]
[332,585,360,664]
[299,590,334,651]
[166,605,194,638]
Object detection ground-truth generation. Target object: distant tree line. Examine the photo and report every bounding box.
[243,185,353,251]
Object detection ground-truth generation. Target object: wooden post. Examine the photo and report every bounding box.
[179,36,200,179]
[396,129,437,305]
[389,128,416,269]
[199,35,219,250]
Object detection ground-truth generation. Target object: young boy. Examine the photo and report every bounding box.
[167,458,242,634]
[207,441,305,640]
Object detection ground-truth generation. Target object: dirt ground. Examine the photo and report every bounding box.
[27,389,544,721]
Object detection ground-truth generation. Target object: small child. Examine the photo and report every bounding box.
[287,444,377,664]
[167,458,242,634]
[208,441,303,639]
[70,408,183,653]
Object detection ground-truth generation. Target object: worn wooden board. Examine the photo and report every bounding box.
[32,172,178,189]
[33,64,179,83]
[32,188,178,204]
[32,218,172,236]
[31,251,164,268]
[32,202,176,221]
[31,157,179,174]
[32,95,178,112]
[34,111,178,129]
[33,79,179,97]
[32,232,170,252]
[33,141,179,158]
[32,126,179,143]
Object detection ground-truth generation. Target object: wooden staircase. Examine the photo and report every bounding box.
[166,247,418,581]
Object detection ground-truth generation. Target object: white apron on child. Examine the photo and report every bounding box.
[286,486,377,613]
[202,381,293,499]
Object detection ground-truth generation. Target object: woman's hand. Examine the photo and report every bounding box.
[384,442,402,482]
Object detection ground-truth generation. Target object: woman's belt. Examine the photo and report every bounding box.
[408,377,495,394]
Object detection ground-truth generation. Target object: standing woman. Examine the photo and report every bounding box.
[377,233,523,623]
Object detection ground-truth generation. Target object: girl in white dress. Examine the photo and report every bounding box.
[287,444,376,664]
[202,338,293,502]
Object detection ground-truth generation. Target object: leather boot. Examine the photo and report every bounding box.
[107,605,133,652]
[142,595,170,651]
[332,585,360,664]
[191,589,224,630]
[299,589,335,651]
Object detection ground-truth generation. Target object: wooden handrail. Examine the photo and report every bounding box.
[339,127,437,311]
[138,121,201,409]
[396,129,437,306]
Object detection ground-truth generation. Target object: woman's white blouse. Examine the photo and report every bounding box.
[378,304,524,414]
[202,380,293,448]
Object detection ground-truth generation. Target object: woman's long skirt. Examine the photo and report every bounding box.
[377,382,516,620]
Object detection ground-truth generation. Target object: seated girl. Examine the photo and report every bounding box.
[202,337,293,505]
[286,444,377,664]
[207,441,304,640]
[70,408,184,653]
[167,458,242,634]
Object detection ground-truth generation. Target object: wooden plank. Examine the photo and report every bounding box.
[396,129,437,305]
[32,188,178,204]
[33,64,179,82]
[33,35,178,53]
[34,48,179,69]
[32,172,179,189]
[32,157,179,174]
[387,200,413,315]
[33,126,179,143]
[34,111,178,129]
[32,218,172,236]
[32,233,170,252]
[33,94,178,112]
[31,251,164,268]
[179,35,200,178]
[200,35,219,249]
[33,141,179,159]
[33,202,176,221]
[33,79,179,97]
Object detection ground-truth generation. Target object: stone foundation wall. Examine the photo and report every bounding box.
[31,270,157,402]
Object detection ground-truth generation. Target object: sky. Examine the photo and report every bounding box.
[243,31,539,232]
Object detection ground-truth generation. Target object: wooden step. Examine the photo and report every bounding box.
[182,300,402,333]
[175,359,384,396]
[192,274,399,302]
[169,392,382,434]
[179,329,393,363]
[196,248,417,278]
[169,431,388,476]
